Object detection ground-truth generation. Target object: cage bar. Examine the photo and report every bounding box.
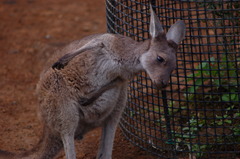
[106,0,240,158]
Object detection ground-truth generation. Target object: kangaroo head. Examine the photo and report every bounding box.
[140,6,186,88]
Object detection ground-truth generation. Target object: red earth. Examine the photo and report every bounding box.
[0,0,157,158]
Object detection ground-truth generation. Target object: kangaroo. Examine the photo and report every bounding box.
[0,6,186,159]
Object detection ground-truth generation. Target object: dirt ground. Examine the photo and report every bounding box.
[0,0,157,158]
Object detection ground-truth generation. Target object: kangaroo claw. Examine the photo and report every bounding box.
[78,97,91,106]
[52,61,67,70]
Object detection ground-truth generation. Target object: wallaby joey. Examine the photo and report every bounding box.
[0,5,185,159]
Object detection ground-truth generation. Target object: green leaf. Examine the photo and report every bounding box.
[230,94,238,101]
[234,113,240,118]
[213,79,221,86]
[182,127,190,131]
[183,134,196,139]
[217,120,223,125]
[222,93,239,102]
[210,56,216,62]
[229,70,237,77]
[222,94,230,101]
[226,105,234,111]
[223,114,229,118]
[195,78,203,86]
[224,119,232,124]
[190,127,198,131]
[233,127,240,135]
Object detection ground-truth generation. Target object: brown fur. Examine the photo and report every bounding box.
[0,6,185,159]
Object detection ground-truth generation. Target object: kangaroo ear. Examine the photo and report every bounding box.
[166,20,186,44]
[149,5,164,38]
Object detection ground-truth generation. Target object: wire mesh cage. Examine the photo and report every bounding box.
[106,0,240,158]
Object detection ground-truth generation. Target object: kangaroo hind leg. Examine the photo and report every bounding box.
[47,103,80,159]
[59,110,79,159]
[61,133,76,159]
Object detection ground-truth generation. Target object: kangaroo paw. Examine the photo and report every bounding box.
[78,97,92,106]
[52,61,66,70]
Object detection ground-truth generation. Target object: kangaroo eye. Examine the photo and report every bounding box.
[157,56,165,63]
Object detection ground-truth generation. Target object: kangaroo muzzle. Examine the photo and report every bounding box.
[153,78,170,89]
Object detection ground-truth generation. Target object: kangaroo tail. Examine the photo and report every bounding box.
[0,126,63,159]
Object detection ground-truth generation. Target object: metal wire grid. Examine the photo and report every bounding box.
[106,0,240,158]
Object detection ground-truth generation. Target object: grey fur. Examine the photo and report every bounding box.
[0,7,185,159]
[149,4,164,38]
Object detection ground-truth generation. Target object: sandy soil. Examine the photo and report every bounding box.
[0,0,156,158]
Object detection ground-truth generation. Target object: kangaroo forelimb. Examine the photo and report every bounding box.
[52,54,72,69]
[78,77,124,106]
[52,40,104,70]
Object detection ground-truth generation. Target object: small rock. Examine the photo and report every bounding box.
[74,17,80,22]
[3,0,16,4]
[26,48,34,53]
[82,22,93,32]
[8,49,19,54]
[12,101,17,105]
[27,0,35,3]
[45,34,52,39]
[58,14,63,19]
[82,26,90,32]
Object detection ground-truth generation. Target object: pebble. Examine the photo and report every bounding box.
[8,49,19,54]
[44,34,52,39]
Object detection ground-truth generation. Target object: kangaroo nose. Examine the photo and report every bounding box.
[154,80,168,89]
[161,82,168,88]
